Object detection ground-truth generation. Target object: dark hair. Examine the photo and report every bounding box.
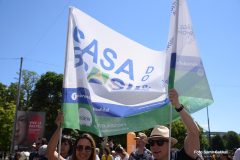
[37,137,48,145]
[72,133,96,160]
[61,135,73,156]
[14,152,21,160]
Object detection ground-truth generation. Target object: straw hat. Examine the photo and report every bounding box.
[148,125,178,145]
[134,132,148,143]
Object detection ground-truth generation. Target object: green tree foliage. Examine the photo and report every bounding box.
[6,82,26,110]
[0,83,8,103]
[171,120,186,149]
[211,134,225,150]
[223,131,240,150]
[29,72,63,139]
[198,127,209,150]
[0,83,16,151]
[0,70,38,151]
[20,70,39,109]
[171,119,209,149]
[0,102,15,151]
[6,83,18,104]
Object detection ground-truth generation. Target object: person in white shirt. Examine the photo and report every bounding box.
[233,148,240,160]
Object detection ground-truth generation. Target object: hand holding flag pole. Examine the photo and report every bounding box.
[46,112,63,160]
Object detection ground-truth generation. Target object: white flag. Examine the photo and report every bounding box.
[166,0,213,112]
[63,7,169,118]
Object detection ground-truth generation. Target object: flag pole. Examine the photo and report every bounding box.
[10,57,23,158]
[168,0,179,159]
[57,128,63,160]
[57,7,71,160]
[206,106,211,149]
[168,52,176,160]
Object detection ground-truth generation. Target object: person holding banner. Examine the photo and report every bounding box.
[148,88,202,160]
[46,112,97,160]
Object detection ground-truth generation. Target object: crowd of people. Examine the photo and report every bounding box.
[10,89,240,160]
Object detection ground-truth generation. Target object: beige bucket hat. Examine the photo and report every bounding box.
[148,125,178,145]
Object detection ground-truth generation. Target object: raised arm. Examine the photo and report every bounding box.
[168,88,200,159]
[46,112,65,160]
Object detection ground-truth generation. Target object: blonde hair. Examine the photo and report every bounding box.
[115,145,128,157]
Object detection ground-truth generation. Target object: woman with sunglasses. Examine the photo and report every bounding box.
[148,88,203,160]
[47,112,96,160]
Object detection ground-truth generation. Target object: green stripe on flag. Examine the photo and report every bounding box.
[61,95,213,137]
[62,103,80,129]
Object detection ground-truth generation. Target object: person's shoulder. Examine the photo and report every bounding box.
[66,155,73,160]
[129,150,137,156]
[234,148,240,158]
[171,148,195,160]
[170,148,179,159]
[236,148,240,153]
[38,156,48,160]
[96,155,100,160]
[123,154,129,160]
[144,148,152,154]
[29,152,39,159]
[128,151,137,160]
[142,148,152,159]
[109,155,114,160]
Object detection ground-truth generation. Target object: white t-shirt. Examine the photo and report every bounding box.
[233,148,240,160]
[96,155,100,160]
[122,155,129,160]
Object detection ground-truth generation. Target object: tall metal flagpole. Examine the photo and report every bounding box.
[207,106,211,149]
[10,57,23,158]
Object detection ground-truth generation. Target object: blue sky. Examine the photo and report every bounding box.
[0,0,239,134]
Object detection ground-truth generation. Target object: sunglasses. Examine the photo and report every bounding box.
[62,142,69,146]
[148,139,168,147]
[76,145,93,152]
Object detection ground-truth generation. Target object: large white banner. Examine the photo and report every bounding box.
[63,7,170,117]
[62,1,213,136]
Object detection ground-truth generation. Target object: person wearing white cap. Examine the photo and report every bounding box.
[148,88,202,160]
[38,144,48,159]
[129,132,152,160]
